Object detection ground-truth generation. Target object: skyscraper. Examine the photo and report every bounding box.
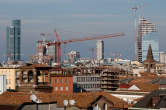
[6,20,21,62]
[137,17,159,62]
[67,51,80,64]
[46,44,57,63]
[96,40,104,61]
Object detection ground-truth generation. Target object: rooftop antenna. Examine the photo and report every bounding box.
[30,94,37,102]
[69,100,75,106]
[30,94,42,103]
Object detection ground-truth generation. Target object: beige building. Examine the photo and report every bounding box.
[156,63,165,74]
[0,67,19,90]
[0,64,52,92]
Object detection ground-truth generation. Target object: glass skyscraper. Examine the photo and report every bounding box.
[6,20,21,62]
[46,45,57,63]
[137,17,159,62]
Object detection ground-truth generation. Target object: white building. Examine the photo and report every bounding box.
[67,51,80,64]
[160,51,166,64]
[96,40,104,61]
[0,75,6,94]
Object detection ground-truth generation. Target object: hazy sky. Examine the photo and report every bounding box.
[0,0,166,62]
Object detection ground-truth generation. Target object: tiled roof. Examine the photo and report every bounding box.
[133,89,166,108]
[135,83,159,92]
[0,105,18,110]
[120,78,134,84]
[0,92,128,109]
[18,64,52,69]
[129,76,156,85]
[119,84,131,89]
[119,76,159,92]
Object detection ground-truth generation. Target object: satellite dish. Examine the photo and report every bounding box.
[30,94,37,102]
[63,100,68,106]
[37,99,42,103]
[69,100,75,105]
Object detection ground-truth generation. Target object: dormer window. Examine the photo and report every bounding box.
[103,103,107,110]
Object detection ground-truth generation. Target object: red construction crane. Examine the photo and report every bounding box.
[54,30,61,66]
[48,29,125,66]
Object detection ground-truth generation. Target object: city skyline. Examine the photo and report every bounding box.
[0,0,166,62]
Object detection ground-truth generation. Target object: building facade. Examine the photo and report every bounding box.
[67,51,80,64]
[96,40,104,61]
[100,68,120,91]
[0,75,6,94]
[159,51,166,64]
[45,74,73,93]
[16,64,52,93]
[6,20,21,62]
[137,17,159,62]
[0,67,18,90]
[73,75,101,92]
[46,45,56,63]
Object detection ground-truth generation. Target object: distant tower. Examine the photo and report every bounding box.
[67,51,80,64]
[132,5,138,60]
[46,44,57,63]
[96,40,104,61]
[137,17,159,62]
[6,20,21,62]
[144,44,156,73]
[160,52,166,64]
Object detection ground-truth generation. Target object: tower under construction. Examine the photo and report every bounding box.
[137,17,159,62]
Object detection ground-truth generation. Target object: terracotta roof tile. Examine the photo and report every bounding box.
[135,83,159,92]
[0,92,128,108]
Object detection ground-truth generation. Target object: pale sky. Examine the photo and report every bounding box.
[0,0,166,61]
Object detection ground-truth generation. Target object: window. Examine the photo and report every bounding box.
[65,86,68,91]
[103,103,107,110]
[94,104,101,110]
[55,79,58,83]
[60,79,63,83]
[65,78,68,83]
[9,79,11,84]
[60,87,63,91]
[54,87,58,91]
[77,77,80,82]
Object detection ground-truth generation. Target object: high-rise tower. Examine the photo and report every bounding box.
[137,17,159,62]
[96,40,104,61]
[6,20,21,62]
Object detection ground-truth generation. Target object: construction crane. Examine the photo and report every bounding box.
[47,29,125,66]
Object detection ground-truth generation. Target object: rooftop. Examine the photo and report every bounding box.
[0,91,128,109]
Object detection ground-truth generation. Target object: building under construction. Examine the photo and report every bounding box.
[63,65,126,91]
[30,39,56,65]
[137,17,159,62]
[100,68,123,91]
